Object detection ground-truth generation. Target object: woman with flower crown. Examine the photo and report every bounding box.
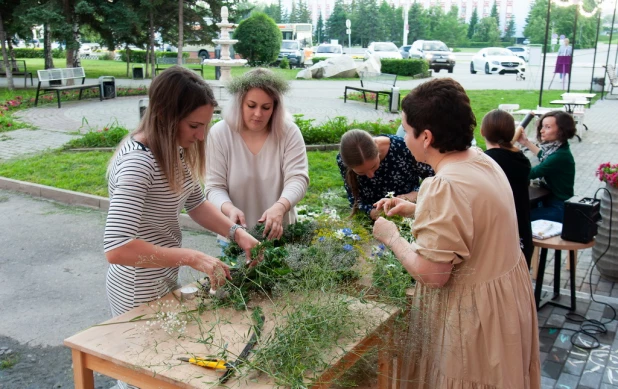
[205,68,309,241]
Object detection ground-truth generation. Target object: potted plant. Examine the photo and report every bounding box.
[593,162,618,281]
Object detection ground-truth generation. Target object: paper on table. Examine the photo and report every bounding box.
[531,220,563,240]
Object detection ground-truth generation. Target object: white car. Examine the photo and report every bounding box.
[506,46,529,62]
[364,42,402,60]
[314,44,343,59]
[470,47,526,75]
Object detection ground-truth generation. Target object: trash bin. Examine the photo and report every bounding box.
[592,77,605,92]
[138,98,149,119]
[99,76,116,99]
[390,87,400,113]
[132,65,144,80]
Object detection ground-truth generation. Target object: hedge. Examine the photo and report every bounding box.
[13,48,66,59]
[118,50,189,63]
[455,42,511,49]
[380,59,429,77]
[312,56,328,63]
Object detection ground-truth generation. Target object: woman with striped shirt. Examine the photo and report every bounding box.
[104,66,259,317]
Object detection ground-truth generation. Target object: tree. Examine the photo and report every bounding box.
[289,0,297,23]
[490,1,500,31]
[468,8,478,39]
[473,17,500,45]
[504,16,516,42]
[351,0,381,47]
[408,3,427,43]
[264,1,282,23]
[177,0,183,64]
[433,6,467,46]
[314,12,325,44]
[0,3,15,90]
[325,0,347,46]
[233,12,281,66]
[295,0,311,24]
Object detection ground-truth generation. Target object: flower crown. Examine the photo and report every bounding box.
[226,69,290,96]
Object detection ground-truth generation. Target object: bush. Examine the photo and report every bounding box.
[294,114,399,144]
[380,59,429,77]
[99,52,116,61]
[279,57,290,69]
[118,50,188,63]
[233,12,281,66]
[311,56,328,64]
[65,125,129,149]
[13,48,66,59]
[459,42,510,48]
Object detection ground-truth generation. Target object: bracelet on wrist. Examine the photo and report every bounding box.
[276,201,288,212]
[228,224,246,243]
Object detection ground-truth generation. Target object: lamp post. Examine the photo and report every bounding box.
[567,1,580,92]
[403,0,410,46]
[589,8,602,93]
[539,0,552,107]
[603,0,617,99]
[346,19,351,50]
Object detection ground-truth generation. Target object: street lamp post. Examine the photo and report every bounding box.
[403,0,410,46]
[346,19,351,50]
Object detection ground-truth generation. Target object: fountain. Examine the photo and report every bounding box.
[202,6,247,82]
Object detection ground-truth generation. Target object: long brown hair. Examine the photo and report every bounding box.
[109,66,217,193]
[339,129,378,216]
[481,109,517,150]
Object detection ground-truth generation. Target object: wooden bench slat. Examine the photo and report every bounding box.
[344,72,399,110]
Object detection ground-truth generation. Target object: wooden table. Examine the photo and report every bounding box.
[64,288,400,389]
[532,236,595,311]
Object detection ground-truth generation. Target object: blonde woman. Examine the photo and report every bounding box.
[104,66,259,319]
[205,68,309,240]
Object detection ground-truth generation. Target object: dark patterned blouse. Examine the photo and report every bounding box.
[336,135,434,215]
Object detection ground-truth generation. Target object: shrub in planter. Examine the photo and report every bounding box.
[380,59,429,77]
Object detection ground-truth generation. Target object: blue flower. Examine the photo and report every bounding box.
[318,236,325,242]
[341,228,353,236]
[343,244,353,251]
[351,234,361,241]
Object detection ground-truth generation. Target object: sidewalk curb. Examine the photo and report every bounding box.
[0,176,207,232]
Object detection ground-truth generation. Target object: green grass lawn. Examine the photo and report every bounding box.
[0,150,345,209]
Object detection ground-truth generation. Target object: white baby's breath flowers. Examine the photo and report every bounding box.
[139,300,188,336]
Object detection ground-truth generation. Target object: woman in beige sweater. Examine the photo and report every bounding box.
[205,69,309,240]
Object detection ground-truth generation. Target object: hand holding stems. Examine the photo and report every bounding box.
[187,250,232,291]
[235,228,261,267]
[258,199,289,240]
[372,217,401,247]
[515,123,540,156]
[374,197,416,218]
[227,205,247,227]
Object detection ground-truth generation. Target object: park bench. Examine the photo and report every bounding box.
[155,57,204,77]
[344,72,399,110]
[35,67,102,109]
[0,59,33,88]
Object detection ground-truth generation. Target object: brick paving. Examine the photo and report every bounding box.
[1,79,618,387]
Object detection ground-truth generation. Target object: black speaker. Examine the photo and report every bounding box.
[561,195,601,243]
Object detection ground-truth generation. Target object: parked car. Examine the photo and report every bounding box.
[277,40,306,68]
[506,46,529,62]
[523,38,531,45]
[364,42,402,60]
[410,40,455,73]
[314,43,343,59]
[470,47,526,75]
[399,45,423,59]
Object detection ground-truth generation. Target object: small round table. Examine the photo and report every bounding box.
[533,236,595,311]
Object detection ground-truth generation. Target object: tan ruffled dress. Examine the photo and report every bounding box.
[400,149,541,388]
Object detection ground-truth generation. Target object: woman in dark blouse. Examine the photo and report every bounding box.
[482,109,533,266]
[337,129,434,220]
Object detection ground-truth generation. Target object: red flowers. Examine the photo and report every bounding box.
[597,162,618,188]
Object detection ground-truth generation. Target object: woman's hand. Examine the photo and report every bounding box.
[372,217,401,247]
[397,191,418,203]
[374,197,416,218]
[188,251,231,290]
[227,206,247,227]
[235,228,261,267]
[258,203,285,240]
[515,125,531,146]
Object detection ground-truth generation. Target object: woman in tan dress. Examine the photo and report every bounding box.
[373,78,540,388]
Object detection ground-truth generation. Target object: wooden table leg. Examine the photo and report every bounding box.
[71,349,95,389]
[377,322,394,389]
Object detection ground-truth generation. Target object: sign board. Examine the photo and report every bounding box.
[551,38,558,45]
[330,39,339,45]
[346,28,351,35]
[346,19,351,28]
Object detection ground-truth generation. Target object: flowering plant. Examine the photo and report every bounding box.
[596,162,618,188]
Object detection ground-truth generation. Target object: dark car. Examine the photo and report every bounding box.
[410,40,456,73]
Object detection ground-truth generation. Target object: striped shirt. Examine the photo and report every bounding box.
[104,139,205,316]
